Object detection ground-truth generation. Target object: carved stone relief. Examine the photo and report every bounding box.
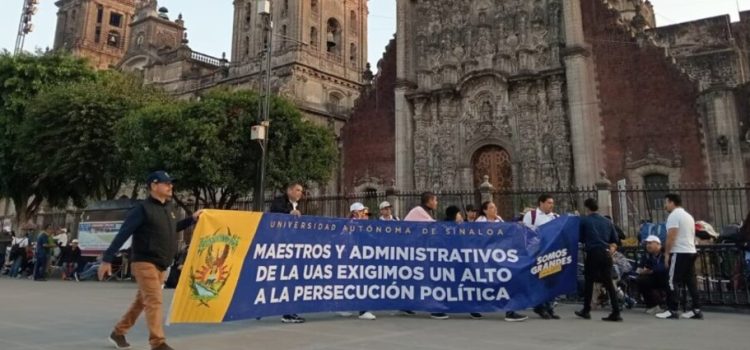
[412,0,564,91]
[409,74,572,190]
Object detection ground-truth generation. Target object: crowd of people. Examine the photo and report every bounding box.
[0,175,732,350]
[0,225,82,281]
[266,182,711,325]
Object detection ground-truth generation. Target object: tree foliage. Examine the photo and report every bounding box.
[0,52,95,224]
[20,70,165,205]
[116,89,338,210]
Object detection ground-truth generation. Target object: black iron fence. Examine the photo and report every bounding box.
[621,244,749,307]
[611,183,749,238]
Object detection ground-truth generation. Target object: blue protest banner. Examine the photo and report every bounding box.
[209,213,580,322]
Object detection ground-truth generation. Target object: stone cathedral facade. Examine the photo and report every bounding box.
[49,0,750,197]
[398,0,574,191]
[342,0,750,196]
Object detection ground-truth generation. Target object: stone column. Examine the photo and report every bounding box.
[596,175,613,217]
[479,176,494,204]
[562,0,602,187]
[394,0,414,191]
[385,186,400,218]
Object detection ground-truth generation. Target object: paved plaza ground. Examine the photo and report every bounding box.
[0,278,747,350]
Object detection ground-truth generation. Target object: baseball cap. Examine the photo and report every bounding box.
[71,239,79,244]
[644,235,661,244]
[379,201,392,210]
[146,171,174,185]
[350,202,366,212]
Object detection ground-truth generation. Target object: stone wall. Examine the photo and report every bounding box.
[581,0,709,185]
[341,39,398,193]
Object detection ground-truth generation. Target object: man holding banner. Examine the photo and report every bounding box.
[99,171,202,350]
[523,194,561,320]
[269,181,306,324]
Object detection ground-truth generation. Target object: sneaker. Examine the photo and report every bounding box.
[645,306,663,315]
[680,310,704,320]
[337,312,353,317]
[430,313,449,320]
[399,310,416,316]
[358,311,377,320]
[74,272,79,282]
[152,343,175,350]
[574,310,591,320]
[655,310,679,319]
[470,313,483,320]
[281,314,305,323]
[602,314,623,322]
[108,332,131,350]
[504,312,528,322]
[534,308,552,320]
[549,312,561,320]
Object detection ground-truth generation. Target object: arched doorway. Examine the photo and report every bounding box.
[472,145,512,189]
[472,145,513,218]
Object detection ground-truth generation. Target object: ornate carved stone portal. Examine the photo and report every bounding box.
[403,0,573,190]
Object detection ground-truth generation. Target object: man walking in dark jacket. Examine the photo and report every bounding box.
[99,171,202,350]
[269,181,305,324]
[575,198,622,322]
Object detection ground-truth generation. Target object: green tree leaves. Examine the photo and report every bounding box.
[1,52,338,224]
[117,89,338,210]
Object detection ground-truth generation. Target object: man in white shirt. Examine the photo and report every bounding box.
[523,194,560,229]
[656,194,703,320]
[54,228,69,247]
[523,194,560,320]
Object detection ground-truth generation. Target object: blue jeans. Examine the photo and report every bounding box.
[745,251,750,282]
[10,256,24,277]
[33,254,47,280]
[79,262,100,281]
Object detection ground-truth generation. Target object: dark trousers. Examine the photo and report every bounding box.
[637,273,668,308]
[666,253,701,312]
[581,249,620,315]
[33,254,47,280]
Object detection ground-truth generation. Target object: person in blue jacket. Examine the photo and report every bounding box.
[637,235,669,314]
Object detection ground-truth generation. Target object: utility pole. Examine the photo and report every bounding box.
[252,0,273,211]
[15,0,39,55]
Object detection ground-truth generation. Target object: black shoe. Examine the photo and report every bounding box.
[281,314,305,324]
[430,313,449,320]
[152,343,175,350]
[399,310,416,316]
[470,313,483,319]
[575,310,591,320]
[108,332,131,350]
[602,314,623,322]
[504,312,528,322]
[534,308,552,320]
[549,312,561,320]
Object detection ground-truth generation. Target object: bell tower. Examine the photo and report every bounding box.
[230,0,368,135]
[53,0,145,69]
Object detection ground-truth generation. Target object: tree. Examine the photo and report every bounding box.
[19,70,166,205]
[116,89,338,210]
[0,52,95,225]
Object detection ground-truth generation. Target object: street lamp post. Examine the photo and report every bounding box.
[253,0,273,211]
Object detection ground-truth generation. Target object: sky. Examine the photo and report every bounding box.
[1,0,749,70]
